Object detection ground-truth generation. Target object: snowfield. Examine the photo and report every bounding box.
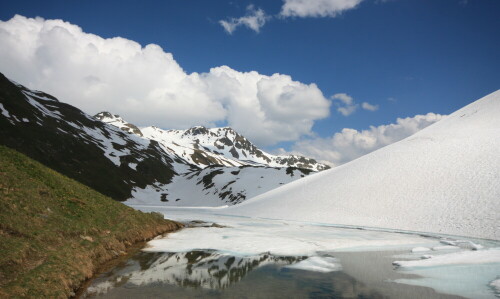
[128,165,312,206]
[223,90,500,241]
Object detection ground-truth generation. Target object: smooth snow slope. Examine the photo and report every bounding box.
[225,91,500,240]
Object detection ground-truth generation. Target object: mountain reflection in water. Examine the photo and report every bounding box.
[81,249,466,299]
[83,250,306,296]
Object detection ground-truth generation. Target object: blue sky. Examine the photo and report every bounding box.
[1,0,499,164]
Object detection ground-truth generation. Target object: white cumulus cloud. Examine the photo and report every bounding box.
[219,5,269,34]
[0,15,331,147]
[280,0,364,18]
[361,102,379,111]
[332,93,379,115]
[289,113,445,166]
[331,93,357,116]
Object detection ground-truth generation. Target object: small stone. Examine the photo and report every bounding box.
[80,235,94,242]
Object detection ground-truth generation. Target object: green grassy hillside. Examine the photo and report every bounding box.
[0,145,182,298]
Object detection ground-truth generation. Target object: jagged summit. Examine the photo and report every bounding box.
[182,125,214,137]
[95,111,119,119]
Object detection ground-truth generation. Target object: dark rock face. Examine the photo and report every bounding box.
[94,111,114,119]
[183,126,214,137]
[229,147,239,159]
[275,156,330,171]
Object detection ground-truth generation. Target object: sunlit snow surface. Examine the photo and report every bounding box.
[130,206,500,299]
[224,90,500,241]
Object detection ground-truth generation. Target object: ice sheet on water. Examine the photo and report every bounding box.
[411,247,431,252]
[394,263,500,299]
[285,256,342,272]
[393,248,500,299]
[440,238,484,250]
[393,248,500,268]
[140,207,439,257]
[432,245,461,251]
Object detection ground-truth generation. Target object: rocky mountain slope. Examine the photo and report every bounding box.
[0,73,187,200]
[224,90,500,240]
[0,73,323,205]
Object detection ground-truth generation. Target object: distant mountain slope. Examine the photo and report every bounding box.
[96,112,330,171]
[224,90,500,240]
[128,165,314,206]
[0,73,186,200]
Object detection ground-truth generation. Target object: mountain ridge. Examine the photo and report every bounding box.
[95,111,330,171]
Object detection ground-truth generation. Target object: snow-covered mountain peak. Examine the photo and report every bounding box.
[145,125,329,170]
[95,114,330,171]
[95,111,122,121]
[94,111,143,136]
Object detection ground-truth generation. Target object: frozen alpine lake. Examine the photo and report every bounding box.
[80,206,500,299]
